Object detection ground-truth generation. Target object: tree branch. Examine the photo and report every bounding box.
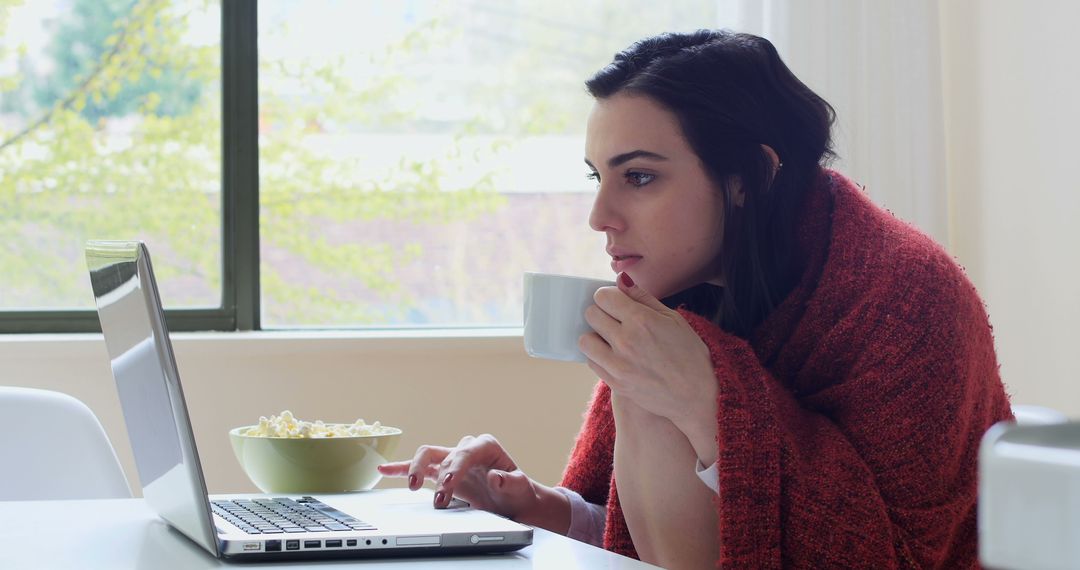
[0,0,158,153]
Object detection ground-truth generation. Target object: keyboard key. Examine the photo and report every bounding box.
[210,497,382,538]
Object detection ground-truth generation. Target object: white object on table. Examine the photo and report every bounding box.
[0,490,661,570]
[979,420,1080,569]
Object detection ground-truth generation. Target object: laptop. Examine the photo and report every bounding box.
[85,240,533,560]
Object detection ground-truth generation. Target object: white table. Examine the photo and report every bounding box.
[0,491,659,570]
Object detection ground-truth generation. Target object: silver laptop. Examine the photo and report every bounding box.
[85,240,533,560]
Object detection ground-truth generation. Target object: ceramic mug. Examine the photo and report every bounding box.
[523,272,615,362]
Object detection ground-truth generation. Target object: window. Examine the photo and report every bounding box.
[0,0,226,332]
[1,0,727,333]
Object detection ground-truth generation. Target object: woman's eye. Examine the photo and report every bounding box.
[586,171,600,184]
[626,172,655,187]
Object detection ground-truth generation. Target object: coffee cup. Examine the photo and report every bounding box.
[523,272,615,362]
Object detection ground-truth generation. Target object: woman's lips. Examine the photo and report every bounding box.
[611,256,642,273]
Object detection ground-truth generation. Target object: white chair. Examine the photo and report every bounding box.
[1011,403,1069,426]
[0,386,131,500]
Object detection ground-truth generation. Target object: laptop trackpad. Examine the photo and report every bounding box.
[316,490,528,535]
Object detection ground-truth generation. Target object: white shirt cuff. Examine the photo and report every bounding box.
[696,459,720,494]
[554,486,606,547]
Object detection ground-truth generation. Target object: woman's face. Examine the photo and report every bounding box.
[585,93,725,300]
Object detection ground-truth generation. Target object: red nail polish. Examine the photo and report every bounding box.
[408,474,417,489]
[443,472,453,484]
[620,272,634,287]
[435,491,445,505]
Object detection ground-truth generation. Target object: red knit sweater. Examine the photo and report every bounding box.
[559,169,1012,568]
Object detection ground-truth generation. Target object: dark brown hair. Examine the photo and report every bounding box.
[587,30,836,336]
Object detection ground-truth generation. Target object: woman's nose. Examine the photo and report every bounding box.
[589,184,623,233]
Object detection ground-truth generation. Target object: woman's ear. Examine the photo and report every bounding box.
[724,175,746,207]
[730,145,780,207]
[760,144,782,175]
[732,180,746,207]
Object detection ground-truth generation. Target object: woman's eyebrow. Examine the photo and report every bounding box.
[584,150,669,171]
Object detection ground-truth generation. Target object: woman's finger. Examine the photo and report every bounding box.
[434,436,488,508]
[579,332,621,381]
[434,434,513,508]
[591,283,654,324]
[584,303,622,347]
[378,461,439,490]
[376,461,410,476]
[586,358,612,383]
[407,445,451,491]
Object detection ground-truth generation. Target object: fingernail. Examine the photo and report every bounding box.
[434,491,445,505]
[442,472,453,484]
[495,472,505,488]
[620,272,634,287]
[408,474,417,489]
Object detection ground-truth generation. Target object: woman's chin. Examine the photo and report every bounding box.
[637,280,673,300]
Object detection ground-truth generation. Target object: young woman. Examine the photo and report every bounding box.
[379,29,1011,569]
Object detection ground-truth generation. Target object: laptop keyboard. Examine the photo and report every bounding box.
[211,496,377,535]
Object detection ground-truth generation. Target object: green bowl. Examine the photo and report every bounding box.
[229,426,402,493]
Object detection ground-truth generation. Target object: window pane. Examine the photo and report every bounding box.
[0,0,222,311]
[258,1,723,328]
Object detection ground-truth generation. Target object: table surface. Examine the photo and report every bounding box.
[0,489,660,570]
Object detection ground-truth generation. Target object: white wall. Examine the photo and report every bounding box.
[940,0,1080,413]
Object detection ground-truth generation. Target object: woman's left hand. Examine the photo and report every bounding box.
[579,272,717,426]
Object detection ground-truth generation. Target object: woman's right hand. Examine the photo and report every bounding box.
[376,434,543,521]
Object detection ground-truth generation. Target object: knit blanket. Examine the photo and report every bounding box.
[559,169,1012,568]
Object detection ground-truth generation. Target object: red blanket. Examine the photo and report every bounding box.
[559,169,1012,568]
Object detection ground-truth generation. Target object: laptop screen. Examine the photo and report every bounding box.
[87,240,219,556]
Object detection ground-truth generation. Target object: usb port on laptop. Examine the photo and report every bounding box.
[304,540,321,549]
[325,539,342,548]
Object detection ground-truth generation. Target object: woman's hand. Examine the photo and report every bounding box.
[579,272,719,462]
[376,434,549,522]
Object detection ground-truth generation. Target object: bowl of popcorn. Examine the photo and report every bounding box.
[229,411,402,493]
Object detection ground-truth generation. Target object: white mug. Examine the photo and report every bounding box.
[523,272,615,362]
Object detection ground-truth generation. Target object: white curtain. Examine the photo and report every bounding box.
[717,0,948,246]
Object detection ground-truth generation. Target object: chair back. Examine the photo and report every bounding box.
[0,386,131,500]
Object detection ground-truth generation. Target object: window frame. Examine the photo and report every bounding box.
[0,0,259,334]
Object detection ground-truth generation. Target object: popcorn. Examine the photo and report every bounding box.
[241,410,394,438]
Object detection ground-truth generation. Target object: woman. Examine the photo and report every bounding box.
[378,29,1011,568]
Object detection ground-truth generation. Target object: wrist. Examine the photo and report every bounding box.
[674,345,720,465]
[676,392,719,466]
[512,482,570,535]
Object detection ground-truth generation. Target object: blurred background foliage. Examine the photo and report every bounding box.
[0,0,716,327]
[0,0,508,322]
